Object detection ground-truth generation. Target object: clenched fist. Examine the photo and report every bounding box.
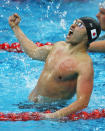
[9,13,21,28]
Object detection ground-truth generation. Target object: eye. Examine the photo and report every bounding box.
[78,22,84,28]
[78,22,82,26]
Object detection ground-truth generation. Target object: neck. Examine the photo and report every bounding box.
[68,41,88,53]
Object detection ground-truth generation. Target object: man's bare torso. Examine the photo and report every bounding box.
[29,42,89,103]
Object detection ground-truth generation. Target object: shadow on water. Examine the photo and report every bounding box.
[13,100,67,112]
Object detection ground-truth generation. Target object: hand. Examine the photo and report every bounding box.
[39,113,55,120]
[39,113,69,122]
[9,13,21,28]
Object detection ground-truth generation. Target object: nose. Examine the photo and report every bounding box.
[71,23,76,29]
[96,12,100,19]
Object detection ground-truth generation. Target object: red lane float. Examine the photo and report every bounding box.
[0,42,53,53]
[0,109,105,121]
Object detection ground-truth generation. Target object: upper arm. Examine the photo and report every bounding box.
[76,64,94,105]
[30,41,65,61]
[88,40,105,52]
[27,41,65,61]
[28,45,53,61]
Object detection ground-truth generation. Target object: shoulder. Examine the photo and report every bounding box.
[77,54,94,77]
[88,40,105,52]
[90,40,105,46]
[54,41,66,46]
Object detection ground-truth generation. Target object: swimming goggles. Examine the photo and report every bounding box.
[73,19,85,28]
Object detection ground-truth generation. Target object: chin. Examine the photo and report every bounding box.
[66,38,71,43]
[66,40,70,43]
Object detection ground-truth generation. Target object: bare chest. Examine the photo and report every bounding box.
[45,49,78,80]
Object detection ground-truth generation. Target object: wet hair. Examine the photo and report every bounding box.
[79,17,101,47]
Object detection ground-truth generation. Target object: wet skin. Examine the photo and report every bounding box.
[28,19,88,102]
[29,42,78,102]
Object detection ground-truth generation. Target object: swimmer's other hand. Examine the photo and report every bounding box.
[39,113,55,120]
[39,112,63,121]
[9,13,21,28]
[39,112,69,121]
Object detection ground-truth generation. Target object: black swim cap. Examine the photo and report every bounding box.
[79,17,101,44]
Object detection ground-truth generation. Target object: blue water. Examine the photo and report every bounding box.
[0,0,105,131]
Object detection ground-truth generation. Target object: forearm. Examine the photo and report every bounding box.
[12,25,37,54]
[50,99,88,119]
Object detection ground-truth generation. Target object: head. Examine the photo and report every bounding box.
[66,17,101,48]
[96,1,105,30]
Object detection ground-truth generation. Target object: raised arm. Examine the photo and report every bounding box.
[88,40,105,52]
[9,13,52,61]
[42,62,94,119]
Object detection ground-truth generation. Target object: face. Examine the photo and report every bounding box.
[96,8,105,30]
[66,19,88,45]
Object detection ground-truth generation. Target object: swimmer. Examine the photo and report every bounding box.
[89,1,105,52]
[9,14,101,119]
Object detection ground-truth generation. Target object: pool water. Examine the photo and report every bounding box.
[0,0,105,131]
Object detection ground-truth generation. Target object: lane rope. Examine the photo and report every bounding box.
[0,109,105,121]
[0,42,53,53]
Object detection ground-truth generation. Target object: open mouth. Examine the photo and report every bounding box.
[66,29,73,39]
[68,29,73,36]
